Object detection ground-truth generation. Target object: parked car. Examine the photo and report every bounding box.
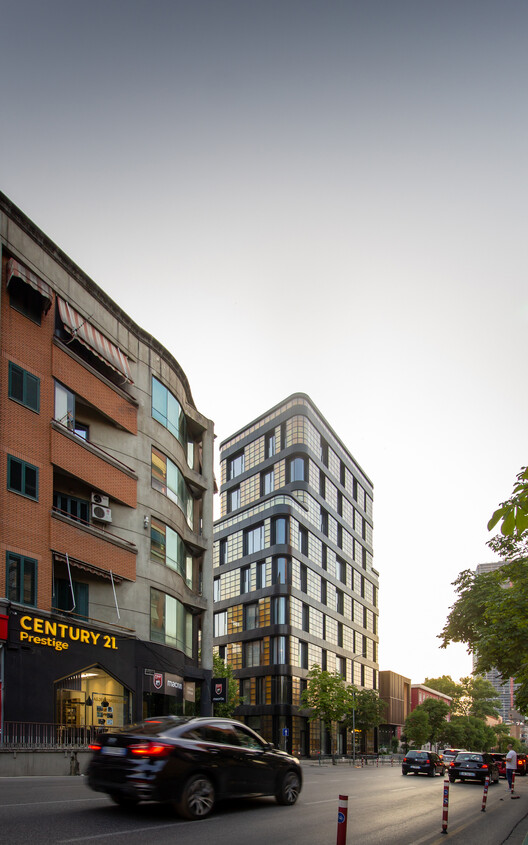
[516,752,527,776]
[440,748,466,764]
[489,752,506,778]
[402,750,445,777]
[449,752,500,784]
[87,716,302,819]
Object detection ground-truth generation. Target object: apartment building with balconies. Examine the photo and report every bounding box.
[0,192,214,735]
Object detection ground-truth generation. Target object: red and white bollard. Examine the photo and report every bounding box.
[441,775,449,835]
[511,771,520,799]
[336,794,348,845]
[481,776,490,811]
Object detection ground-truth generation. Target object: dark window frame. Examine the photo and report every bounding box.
[6,552,37,606]
[8,362,40,413]
[7,455,39,500]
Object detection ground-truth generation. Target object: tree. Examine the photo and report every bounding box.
[404,708,430,748]
[212,653,240,717]
[424,676,463,714]
[464,676,500,719]
[300,664,348,756]
[342,687,386,751]
[421,699,450,746]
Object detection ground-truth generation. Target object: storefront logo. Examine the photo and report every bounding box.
[18,615,118,652]
[153,673,163,690]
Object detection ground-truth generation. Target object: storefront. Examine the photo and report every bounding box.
[0,605,207,736]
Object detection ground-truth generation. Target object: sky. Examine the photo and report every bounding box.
[1,0,527,686]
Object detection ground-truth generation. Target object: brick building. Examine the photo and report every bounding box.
[0,193,214,735]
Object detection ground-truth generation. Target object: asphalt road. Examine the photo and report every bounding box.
[0,763,527,844]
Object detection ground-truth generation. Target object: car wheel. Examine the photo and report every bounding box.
[449,777,455,783]
[276,770,301,806]
[110,794,139,809]
[175,773,215,820]
[428,767,435,777]
[402,771,408,776]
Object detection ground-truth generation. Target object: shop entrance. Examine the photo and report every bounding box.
[55,665,132,732]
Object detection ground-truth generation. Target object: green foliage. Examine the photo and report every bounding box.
[487,466,528,553]
[342,687,386,737]
[300,665,348,754]
[424,676,463,713]
[404,708,430,748]
[212,653,240,718]
[421,699,450,745]
[440,563,528,714]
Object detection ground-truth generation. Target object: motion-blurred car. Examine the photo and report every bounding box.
[489,752,506,778]
[402,750,445,777]
[449,752,500,784]
[87,716,302,819]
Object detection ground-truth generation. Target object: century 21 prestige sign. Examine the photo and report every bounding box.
[19,616,118,652]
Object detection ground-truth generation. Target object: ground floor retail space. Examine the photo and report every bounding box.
[0,605,210,740]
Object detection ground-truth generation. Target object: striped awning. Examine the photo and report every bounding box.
[57,297,133,383]
[7,258,53,313]
[53,552,126,583]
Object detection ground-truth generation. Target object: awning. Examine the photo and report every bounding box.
[57,297,133,383]
[52,552,126,583]
[7,258,53,313]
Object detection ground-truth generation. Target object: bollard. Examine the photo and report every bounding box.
[376,756,379,768]
[390,756,394,767]
[481,776,489,811]
[511,771,520,799]
[336,794,348,845]
[441,775,449,834]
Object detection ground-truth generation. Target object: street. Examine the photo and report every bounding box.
[0,763,527,844]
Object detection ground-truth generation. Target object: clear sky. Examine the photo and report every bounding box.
[2,0,527,686]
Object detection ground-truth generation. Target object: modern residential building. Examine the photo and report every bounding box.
[474,561,522,723]
[0,192,214,739]
[213,394,378,756]
[410,684,452,713]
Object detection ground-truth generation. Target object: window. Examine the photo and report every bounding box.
[299,641,308,669]
[6,552,37,606]
[150,588,193,655]
[338,622,343,647]
[272,516,289,545]
[340,461,346,486]
[319,470,326,497]
[54,382,75,430]
[321,650,327,671]
[274,676,291,705]
[228,486,240,512]
[302,603,309,632]
[336,557,346,585]
[320,509,328,536]
[9,363,40,412]
[244,640,261,667]
[337,656,346,678]
[214,611,227,637]
[52,578,88,618]
[151,448,193,527]
[298,525,308,555]
[336,589,344,615]
[7,456,38,500]
[244,603,259,630]
[288,456,306,482]
[265,431,276,458]
[240,566,250,594]
[8,275,44,323]
[337,492,343,516]
[256,560,267,589]
[300,564,307,593]
[213,576,221,601]
[219,538,227,565]
[272,636,287,664]
[245,523,265,555]
[337,524,343,548]
[150,517,193,587]
[261,469,274,495]
[272,596,287,624]
[273,556,288,585]
[320,579,327,604]
[227,451,244,480]
[53,493,89,524]
[320,439,329,467]
[151,377,188,448]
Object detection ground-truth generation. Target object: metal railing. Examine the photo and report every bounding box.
[1,722,107,749]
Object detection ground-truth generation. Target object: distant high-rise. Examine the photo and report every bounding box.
[213,394,378,756]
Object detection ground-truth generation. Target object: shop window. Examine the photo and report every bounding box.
[6,552,37,606]
[7,455,38,500]
[8,362,40,412]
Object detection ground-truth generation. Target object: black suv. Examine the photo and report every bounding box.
[88,716,302,819]
[449,752,500,784]
[402,750,445,777]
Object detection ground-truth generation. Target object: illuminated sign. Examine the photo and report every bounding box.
[19,615,118,652]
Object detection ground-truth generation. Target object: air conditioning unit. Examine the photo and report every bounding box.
[91,493,109,507]
[91,503,112,523]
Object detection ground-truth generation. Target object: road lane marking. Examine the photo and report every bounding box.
[58,819,207,842]
[0,798,103,808]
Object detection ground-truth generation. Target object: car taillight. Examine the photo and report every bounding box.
[129,742,172,757]
[481,764,488,769]
[450,762,455,767]
[88,743,102,751]
[403,757,407,763]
